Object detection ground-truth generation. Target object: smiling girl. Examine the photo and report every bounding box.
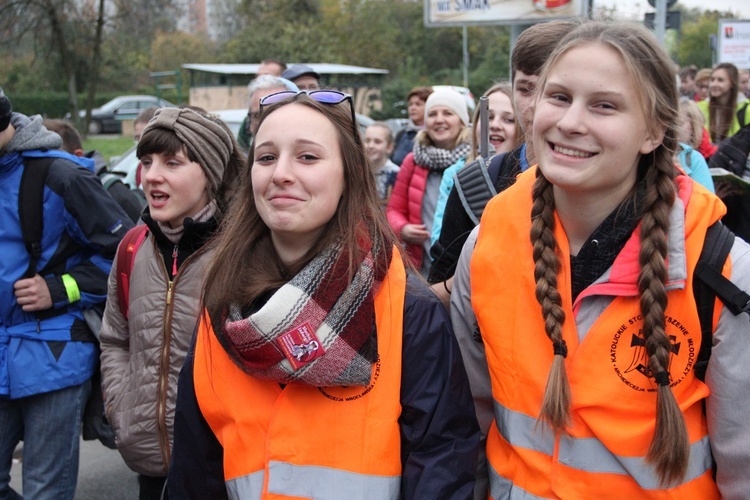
[99,107,243,499]
[386,88,472,277]
[167,92,480,499]
[431,83,517,246]
[697,63,750,144]
[452,21,750,497]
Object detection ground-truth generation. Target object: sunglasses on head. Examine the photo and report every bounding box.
[259,90,360,145]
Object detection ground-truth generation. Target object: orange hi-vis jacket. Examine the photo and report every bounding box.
[193,255,406,499]
[471,168,725,499]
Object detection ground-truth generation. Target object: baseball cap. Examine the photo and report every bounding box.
[282,64,321,82]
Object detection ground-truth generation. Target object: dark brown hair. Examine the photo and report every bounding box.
[679,65,697,81]
[530,21,687,486]
[707,62,740,143]
[134,107,159,128]
[512,20,580,81]
[407,86,433,103]
[202,93,403,318]
[43,119,82,153]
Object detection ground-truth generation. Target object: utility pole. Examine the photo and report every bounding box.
[462,25,469,88]
[654,0,667,45]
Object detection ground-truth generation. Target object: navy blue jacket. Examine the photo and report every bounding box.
[167,274,480,499]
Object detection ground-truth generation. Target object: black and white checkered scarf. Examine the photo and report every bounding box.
[413,140,472,172]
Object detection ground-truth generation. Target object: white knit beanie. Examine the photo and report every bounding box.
[424,88,470,126]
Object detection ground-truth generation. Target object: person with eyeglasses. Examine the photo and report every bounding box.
[166,90,480,499]
[237,75,298,152]
[694,68,711,103]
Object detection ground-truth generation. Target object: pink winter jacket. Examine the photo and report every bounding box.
[386,152,429,266]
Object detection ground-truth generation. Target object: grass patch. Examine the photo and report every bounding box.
[83,136,135,164]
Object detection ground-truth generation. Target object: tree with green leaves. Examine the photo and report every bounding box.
[676,8,737,69]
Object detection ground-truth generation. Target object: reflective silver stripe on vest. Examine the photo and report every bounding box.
[226,470,264,500]
[493,400,555,455]
[558,434,713,489]
[267,460,400,499]
[488,462,549,499]
[494,399,713,489]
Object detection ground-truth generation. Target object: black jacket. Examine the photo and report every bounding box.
[428,145,524,283]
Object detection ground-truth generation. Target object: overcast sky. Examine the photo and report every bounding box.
[595,0,750,19]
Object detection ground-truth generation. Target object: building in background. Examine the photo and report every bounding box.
[173,0,242,41]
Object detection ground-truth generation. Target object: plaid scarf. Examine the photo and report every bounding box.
[413,140,471,172]
[217,226,392,387]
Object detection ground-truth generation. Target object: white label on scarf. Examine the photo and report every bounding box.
[277,322,326,370]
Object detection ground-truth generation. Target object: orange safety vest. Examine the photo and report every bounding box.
[472,168,725,499]
[194,253,406,499]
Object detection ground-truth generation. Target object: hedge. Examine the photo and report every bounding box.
[6,89,182,119]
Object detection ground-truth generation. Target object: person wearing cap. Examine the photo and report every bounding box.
[386,87,471,277]
[99,107,244,499]
[281,64,321,91]
[0,87,134,499]
[238,75,299,152]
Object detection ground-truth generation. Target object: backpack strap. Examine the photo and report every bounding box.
[100,172,126,191]
[693,222,750,381]
[454,154,506,225]
[18,156,55,278]
[115,225,149,320]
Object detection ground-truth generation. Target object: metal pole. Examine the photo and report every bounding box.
[463,25,469,88]
[655,0,667,45]
[479,96,490,159]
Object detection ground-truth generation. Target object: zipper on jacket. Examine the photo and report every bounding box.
[166,281,174,306]
[156,245,203,470]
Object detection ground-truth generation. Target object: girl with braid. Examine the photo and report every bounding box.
[452,21,750,498]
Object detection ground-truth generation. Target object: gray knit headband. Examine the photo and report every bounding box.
[143,107,232,194]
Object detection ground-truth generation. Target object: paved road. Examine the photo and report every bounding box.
[10,439,139,499]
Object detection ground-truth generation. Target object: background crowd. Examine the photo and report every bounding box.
[1,16,749,500]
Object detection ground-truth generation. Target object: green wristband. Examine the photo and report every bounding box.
[61,274,81,303]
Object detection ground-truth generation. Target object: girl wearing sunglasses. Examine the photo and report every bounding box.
[167,91,480,499]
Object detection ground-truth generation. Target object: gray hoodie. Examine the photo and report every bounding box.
[5,113,62,153]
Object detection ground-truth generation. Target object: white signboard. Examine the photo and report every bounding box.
[718,19,750,69]
[424,0,588,27]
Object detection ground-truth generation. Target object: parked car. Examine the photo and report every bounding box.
[213,109,247,138]
[67,95,174,135]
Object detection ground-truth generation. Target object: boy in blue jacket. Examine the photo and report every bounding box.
[0,88,133,499]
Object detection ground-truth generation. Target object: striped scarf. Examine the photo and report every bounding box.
[217,227,392,387]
